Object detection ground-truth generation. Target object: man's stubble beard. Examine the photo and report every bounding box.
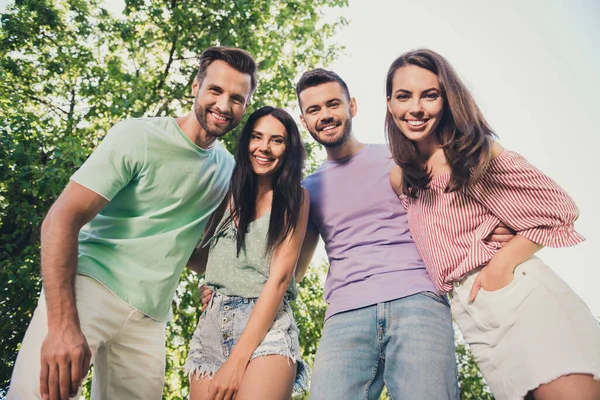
[194,102,235,138]
[309,118,353,149]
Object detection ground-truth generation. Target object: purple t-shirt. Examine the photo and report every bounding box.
[302,144,436,320]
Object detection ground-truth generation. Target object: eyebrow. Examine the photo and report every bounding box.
[305,97,343,112]
[252,130,286,139]
[231,93,246,103]
[206,84,246,102]
[394,87,440,95]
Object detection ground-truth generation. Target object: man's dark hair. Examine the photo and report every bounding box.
[295,68,351,109]
[197,46,258,100]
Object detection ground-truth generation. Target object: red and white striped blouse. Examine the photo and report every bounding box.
[401,150,584,293]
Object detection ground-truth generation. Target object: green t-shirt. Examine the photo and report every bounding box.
[71,117,234,321]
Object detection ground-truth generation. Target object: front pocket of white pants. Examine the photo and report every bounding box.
[474,262,540,333]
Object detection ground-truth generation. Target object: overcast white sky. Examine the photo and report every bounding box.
[2,0,598,315]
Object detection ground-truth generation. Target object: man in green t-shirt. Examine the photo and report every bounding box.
[9,47,257,400]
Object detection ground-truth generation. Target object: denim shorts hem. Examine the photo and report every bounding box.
[184,358,219,380]
[185,292,310,393]
[250,352,311,394]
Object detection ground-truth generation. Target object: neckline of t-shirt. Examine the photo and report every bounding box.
[168,117,216,155]
[323,143,371,165]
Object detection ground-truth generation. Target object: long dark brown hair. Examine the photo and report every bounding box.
[227,106,305,256]
[385,48,496,197]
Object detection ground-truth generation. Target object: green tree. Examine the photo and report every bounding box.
[456,340,494,399]
[0,0,348,396]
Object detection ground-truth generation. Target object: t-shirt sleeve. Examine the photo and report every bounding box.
[70,120,146,200]
[467,150,584,248]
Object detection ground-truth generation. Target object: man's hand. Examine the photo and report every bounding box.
[40,325,92,400]
[468,261,514,302]
[485,222,515,245]
[206,357,248,400]
[200,284,214,311]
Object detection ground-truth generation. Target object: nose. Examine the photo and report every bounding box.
[215,95,231,114]
[257,138,270,152]
[319,108,334,124]
[408,98,423,114]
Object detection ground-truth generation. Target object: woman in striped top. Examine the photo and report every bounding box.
[386,49,600,400]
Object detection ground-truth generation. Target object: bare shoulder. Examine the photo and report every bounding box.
[490,141,505,160]
[389,164,403,196]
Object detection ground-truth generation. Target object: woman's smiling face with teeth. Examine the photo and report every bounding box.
[248,115,288,177]
[387,65,444,146]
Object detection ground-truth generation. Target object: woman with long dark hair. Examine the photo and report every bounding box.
[386,49,600,400]
[184,106,310,400]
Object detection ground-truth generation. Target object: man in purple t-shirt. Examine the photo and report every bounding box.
[295,69,459,399]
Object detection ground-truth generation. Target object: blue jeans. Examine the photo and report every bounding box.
[309,292,459,400]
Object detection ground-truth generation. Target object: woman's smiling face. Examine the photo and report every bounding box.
[387,65,444,146]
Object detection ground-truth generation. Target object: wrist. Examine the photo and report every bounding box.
[47,308,80,331]
[487,256,515,274]
[229,348,252,365]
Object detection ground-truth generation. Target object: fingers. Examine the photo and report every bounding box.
[70,343,91,397]
[207,381,216,399]
[82,343,92,375]
[201,290,213,311]
[48,363,59,400]
[70,349,82,396]
[200,283,210,297]
[488,234,514,244]
[58,360,71,400]
[468,276,481,302]
[40,360,49,400]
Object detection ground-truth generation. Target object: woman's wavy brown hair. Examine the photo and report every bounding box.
[385,48,496,197]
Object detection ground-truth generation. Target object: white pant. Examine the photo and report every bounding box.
[8,275,166,399]
[450,257,600,400]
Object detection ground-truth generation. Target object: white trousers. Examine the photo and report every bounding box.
[8,275,166,400]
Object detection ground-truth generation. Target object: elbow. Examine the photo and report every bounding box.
[41,203,82,242]
[268,271,293,294]
[41,205,61,240]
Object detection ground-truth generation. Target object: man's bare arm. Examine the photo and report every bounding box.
[40,181,107,400]
[295,229,319,282]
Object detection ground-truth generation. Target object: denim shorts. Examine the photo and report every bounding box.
[184,292,309,393]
